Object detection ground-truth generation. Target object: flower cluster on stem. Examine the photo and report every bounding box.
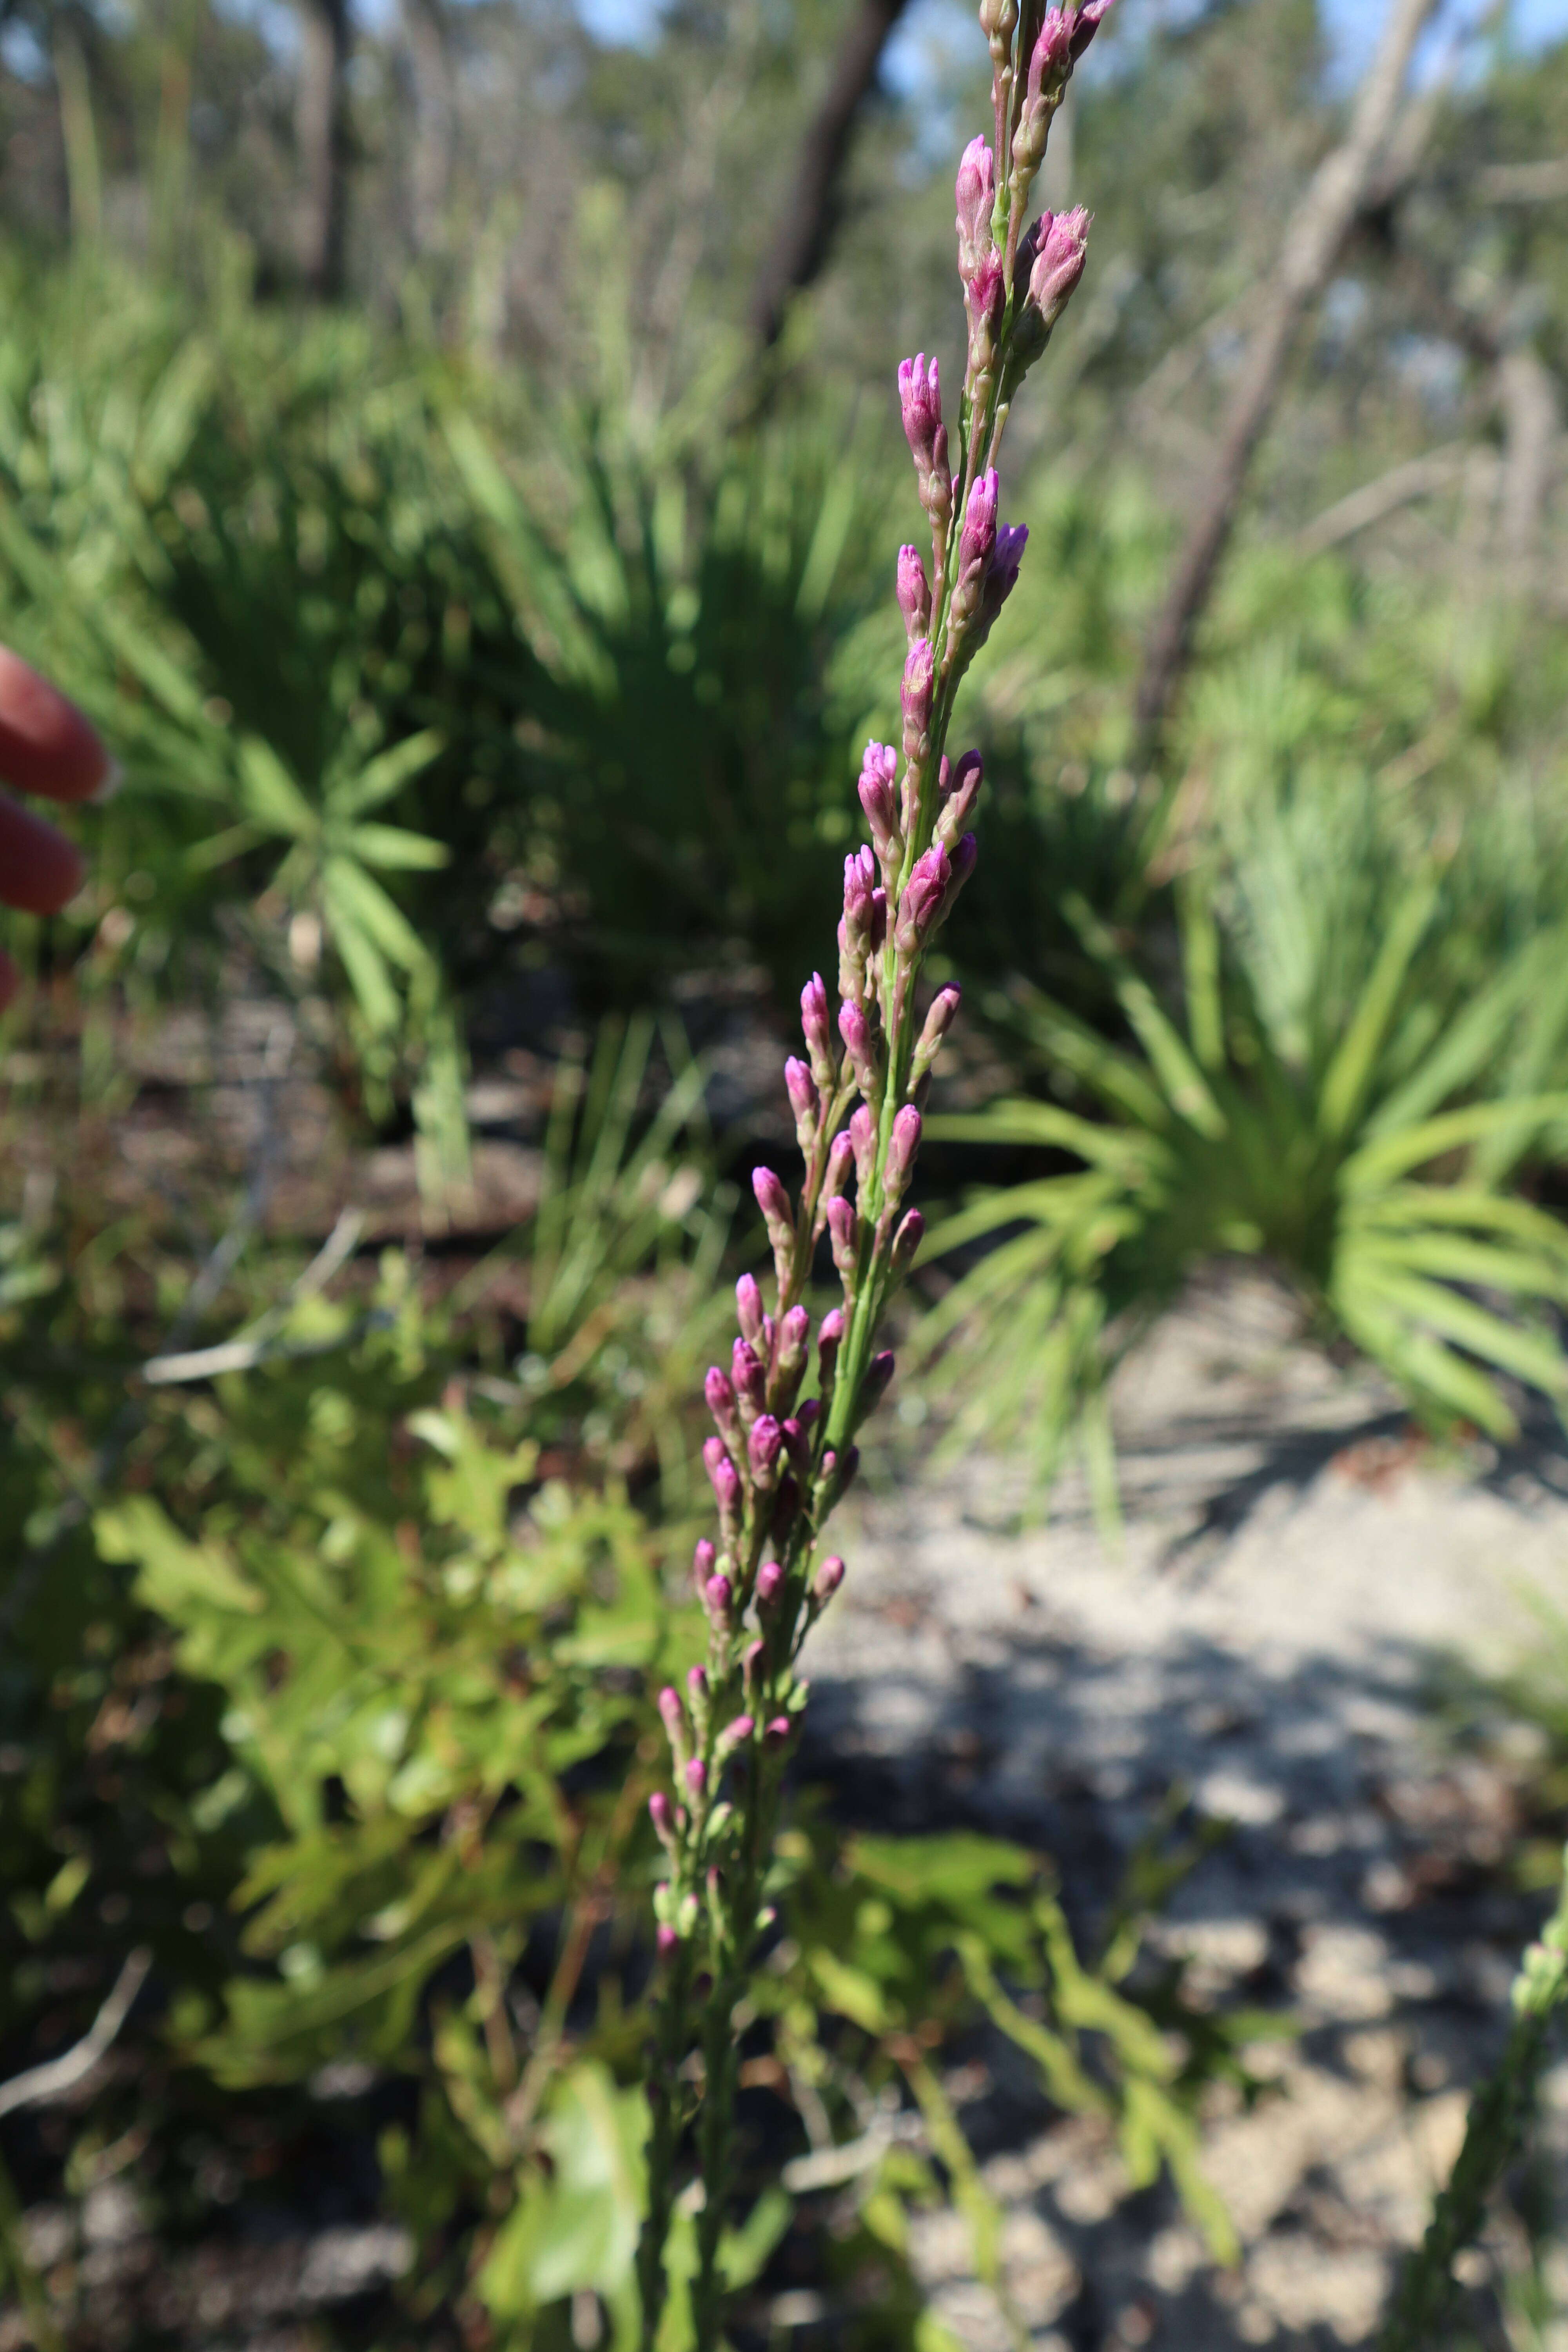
[636,6,1110,2340]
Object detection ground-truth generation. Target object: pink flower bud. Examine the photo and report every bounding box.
[732,1336,766,1410]
[755,1558,785,1608]
[960,468,999,579]
[658,1686,685,1749]
[684,1757,707,1796]
[813,1554,846,1604]
[736,1272,765,1345]
[901,637,935,764]
[780,1414,811,1469]
[704,1572,733,1622]
[1069,0,1114,62]
[858,742,902,874]
[1029,7,1074,93]
[656,1921,681,1955]
[837,999,879,1096]
[897,354,951,526]
[717,1713,754,1757]
[704,1437,742,1534]
[818,1307,845,1385]
[693,1536,717,1591]
[800,971,837,1090]
[824,1129,854,1200]
[964,248,1005,355]
[1029,205,1090,329]
[650,1789,674,1838]
[784,1056,818,1147]
[897,545,931,642]
[778,1301,810,1371]
[748,1414,784,1485]
[913,984,961,1084]
[860,1350,895,1418]
[938,751,983,851]
[949,831,978,902]
[895,842,952,955]
[891,1206,925,1276]
[764,1716,793,1750]
[754,1165,792,1230]
[850,1102,877,1192]
[887,1103,922,1198]
[955,136,996,280]
[706,1365,740,1448]
[687,1662,708,1703]
[827,1196,859,1285]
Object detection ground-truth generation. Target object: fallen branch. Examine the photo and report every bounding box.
[0,1949,151,2122]
[1296,445,1466,556]
[1478,157,1568,204]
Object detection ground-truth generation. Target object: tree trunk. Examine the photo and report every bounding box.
[403,0,454,256]
[296,0,352,298]
[1132,0,1441,756]
[748,0,911,349]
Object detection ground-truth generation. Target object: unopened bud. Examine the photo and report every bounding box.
[827,1196,859,1286]
[684,1757,707,1797]
[886,1103,922,1201]
[755,1558,785,1609]
[901,637,936,766]
[687,1663,708,1704]
[912,984,961,1085]
[955,136,996,281]
[858,742,902,878]
[850,1102,877,1193]
[764,1716,794,1751]
[860,1350,896,1422]
[658,1685,687,1761]
[897,354,951,529]
[692,1536,717,1592]
[895,843,952,955]
[813,1554,846,1605]
[800,971,837,1091]
[1028,205,1090,330]
[704,1572,733,1624]
[937,750,983,851]
[837,1000,880,1098]
[706,1365,741,1450]
[824,1129,855,1201]
[753,1166,795,1287]
[896,546,931,642]
[748,1414,783,1486]
[784,1056,818,1153]
[732,1337,767,1421]
[704,1436,742,1539]
[891,1206,925,1276]
[736,1272,766,1346]
[775,1303,811,1405]
[717,1714,755,1758]
[952,469,1000,626]
[818,1307,844,1387]
[657,1920,681,1955]
[650,1790,675,1845]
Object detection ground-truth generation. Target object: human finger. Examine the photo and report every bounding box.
[0,789,87,914]
[0,645,112,805]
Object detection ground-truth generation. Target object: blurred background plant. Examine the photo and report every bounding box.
[2,0,1568,2333]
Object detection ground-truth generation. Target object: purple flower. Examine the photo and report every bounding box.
[1029,206,1091,329]
[897,353,952,524]
[938,750,983,851]
[955,135,996,280]
[897,546,931,641]
[687,1663,708,1701]
[964,248,1005,355]
[753,1165,795,1263]
[841,844,880,956]
[704,1436,742,1536]
[1028,7,1074,95]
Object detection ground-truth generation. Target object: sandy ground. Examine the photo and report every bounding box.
[804,1268,1568,2351]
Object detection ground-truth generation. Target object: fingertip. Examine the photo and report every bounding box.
[0,792,87,915]
[0,645,110,804]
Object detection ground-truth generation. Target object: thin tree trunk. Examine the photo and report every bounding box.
[296,0,352,298]
[748,0,911,349]
[403,0,454,256]
[1497,347,1559,575]
[1132,0,1441,755]
[52,21,101,246]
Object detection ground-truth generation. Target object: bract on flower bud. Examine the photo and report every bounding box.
[1031,7,1074,90]
[704,1572,733,1624]
[964,248,1005,367]
[748,1414,784,1486]
[901,638,936,766]
[913,983,962,1085]
[755,1558,785,1609]
[938,751,983,851]
[797,1397,820,1433]
[684,1757,707,1796]
[813,1554,846,1604]
[896,546,931,642]
[784,1057,818,1152]
[891,1206,926,1277]
[736,1272,766,1346]
[1070,0,1114,61]
[1029,205,1090,330]
[858,742,902,877]
[895,842,952,955]
[824,1130,855,1202]
[887,1103,922,1200]
[732,1337,767,1421]
[826,1196,858,1285]
[800,971,837,1091]
[837,999,880,1099]
[850,1102,877,1193]
[955,136,996,282]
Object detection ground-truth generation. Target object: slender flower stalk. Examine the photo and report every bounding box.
[636,7,1111,2339]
